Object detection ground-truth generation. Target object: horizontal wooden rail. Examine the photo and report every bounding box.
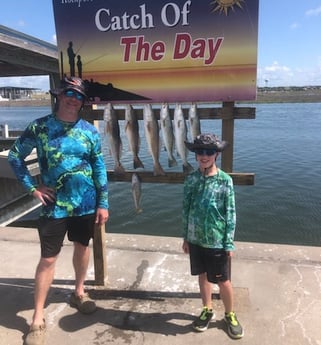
[107,170,255,185]
[80,105,255,121]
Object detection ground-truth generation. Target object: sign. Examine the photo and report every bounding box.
[52,0,259,103]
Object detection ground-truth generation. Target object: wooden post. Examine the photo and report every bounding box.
[93,120,99,130]
[49,73,61,112]
[221,101,235,172]
[93,224,107,286]
[79,115,108,285]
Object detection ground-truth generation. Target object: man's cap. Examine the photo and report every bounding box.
[50,76,87,98]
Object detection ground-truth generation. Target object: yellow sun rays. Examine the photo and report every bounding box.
[210,0,244,16]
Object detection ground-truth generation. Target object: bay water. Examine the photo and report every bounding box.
[1,103,320,247]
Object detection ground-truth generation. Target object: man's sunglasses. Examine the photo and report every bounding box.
[195,149,217,156]
[64,89,84,101]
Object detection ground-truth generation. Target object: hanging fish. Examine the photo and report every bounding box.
[104,103,125,175]
[188,103,201,141]
[132,173,142,213]
[124,104,144,169]
[160,103,177,168]
[143,104,165,176]
[173,104,194,174]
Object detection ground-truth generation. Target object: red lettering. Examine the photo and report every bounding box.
[120,36,137,62]
[173,33,191,60]
[121,35,165,62]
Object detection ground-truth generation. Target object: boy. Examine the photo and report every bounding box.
[182,133,243,339]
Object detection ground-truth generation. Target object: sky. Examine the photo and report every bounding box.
[0,0,320,91]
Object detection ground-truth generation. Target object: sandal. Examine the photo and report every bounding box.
[25,320,46,345]
[70,292,96,314]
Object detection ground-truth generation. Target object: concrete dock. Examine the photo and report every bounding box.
[0,226,320,345]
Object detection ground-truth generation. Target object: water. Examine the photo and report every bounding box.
[1,103,320,246]
[0,106,51,130]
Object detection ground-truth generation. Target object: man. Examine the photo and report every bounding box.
[67,41,76,77]
[182,133,243,339]
[8,77,109,345]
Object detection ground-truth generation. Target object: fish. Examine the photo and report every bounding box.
[160,103,177,168]
[173,104,194,174]
[131,173,142,213]
[188,103,201,141]
[103,103,125,175]
[124,104,144,169]
[143,104,166,176]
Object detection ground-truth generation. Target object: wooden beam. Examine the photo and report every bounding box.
[221,102,235,172]
[93,224,108,286]
[80,105,256,121]
[107,170,255,185]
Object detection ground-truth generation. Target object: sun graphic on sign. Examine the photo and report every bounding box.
[210,0,244,15]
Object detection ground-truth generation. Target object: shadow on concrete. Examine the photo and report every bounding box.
[0,278,73,336]
[59,290,225,337]
[0,277,226,341]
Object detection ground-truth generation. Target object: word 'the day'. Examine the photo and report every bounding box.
[120,33,224,65]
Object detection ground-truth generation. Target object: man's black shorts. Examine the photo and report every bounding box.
[38,214,95,258]
[188,242,229,283]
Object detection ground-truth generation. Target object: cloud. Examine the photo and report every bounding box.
[290,22,299,30]
[305,6,321,17]
[265,61,290,73]
[257,60,321,87]
[17,19,25,27]
[259,62,296,86]
[0,76,50,91]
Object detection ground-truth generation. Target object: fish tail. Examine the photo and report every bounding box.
[183,162,194,174]
[114,163,125,175]
[168,157,178,167]
[134,157,144,169]
[153,162,166,176]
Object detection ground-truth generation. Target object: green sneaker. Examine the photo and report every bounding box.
[224,311,244,339]
[192,307,215,332]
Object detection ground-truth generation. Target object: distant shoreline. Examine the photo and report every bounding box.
[0,89,320,107]
[0,99,51,107]
[253,88,321,104]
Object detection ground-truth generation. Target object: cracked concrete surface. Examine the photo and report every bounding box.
[0,227,321,345]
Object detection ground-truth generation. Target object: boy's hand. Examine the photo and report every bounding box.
[182,240,189,254]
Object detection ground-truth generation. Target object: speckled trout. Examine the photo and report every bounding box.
[160,103,177,168]
[104,103,125,174]
[125,104,144,169]
[143,104,165,176]
[188,103,201,141]
[173,104,194,174]
[132,173,142,213]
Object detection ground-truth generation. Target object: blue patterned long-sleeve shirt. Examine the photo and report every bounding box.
[182,169,236,251]
[8,113,109,218]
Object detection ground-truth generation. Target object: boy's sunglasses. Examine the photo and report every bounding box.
[64,89,84,101]
[195,149,216,156]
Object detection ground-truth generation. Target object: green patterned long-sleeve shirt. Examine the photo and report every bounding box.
[182,169,236,251]
[8,113,109,218]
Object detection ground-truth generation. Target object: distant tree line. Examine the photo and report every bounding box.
[258,85,321,92]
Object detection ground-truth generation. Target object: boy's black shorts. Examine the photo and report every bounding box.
[188,242,229,283]
[37,214,96,258]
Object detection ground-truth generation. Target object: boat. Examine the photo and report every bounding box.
[0,95,9,101]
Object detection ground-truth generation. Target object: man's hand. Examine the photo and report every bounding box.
[32,185,56,205]
[95,208,109,226]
